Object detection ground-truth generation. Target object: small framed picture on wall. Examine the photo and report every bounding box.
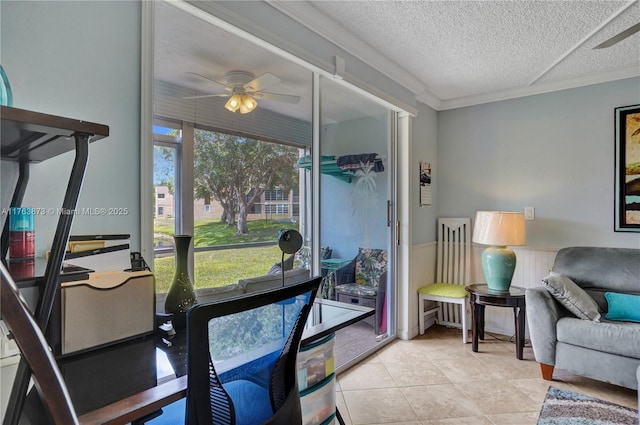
[420,161,432,207]
[614,104,640,232]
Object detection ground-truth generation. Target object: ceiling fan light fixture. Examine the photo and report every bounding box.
[239,94,257,114]
[224,93,242,113]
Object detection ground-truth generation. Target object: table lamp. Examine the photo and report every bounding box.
[472,211,526,292]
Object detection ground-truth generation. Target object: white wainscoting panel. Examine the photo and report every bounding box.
[407,242,437,339]
[407,244,558,340]
[470,246,558,338]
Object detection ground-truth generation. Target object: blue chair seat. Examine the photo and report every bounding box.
[146,380,272,425]
[224,380,273,425]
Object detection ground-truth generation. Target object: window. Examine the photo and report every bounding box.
[153,124,304,293]
[153,122,181,258]
[264,188,289,201]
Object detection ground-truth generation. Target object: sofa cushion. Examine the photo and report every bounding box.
[557,317,640,359]
[196,284,245,303]
[267,263,282,276]
[543,272,601,321]
[334,283,377,297]
[239,268,310,293]
[605,292,640,323]
[552,247,640,295]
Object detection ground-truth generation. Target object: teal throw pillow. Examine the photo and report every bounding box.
[604,292,640,323]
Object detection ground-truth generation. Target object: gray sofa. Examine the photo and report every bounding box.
[526,247,640,390]
[157,267,311,313]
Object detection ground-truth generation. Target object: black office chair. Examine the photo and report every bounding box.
[0,263,79,425]
[146,276,322,425]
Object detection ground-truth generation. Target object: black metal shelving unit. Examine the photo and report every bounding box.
[0,105,109,425]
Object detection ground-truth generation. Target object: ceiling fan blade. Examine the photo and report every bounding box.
[253,91,301,104]
[593,22,640,49]
[182,93,230,100]
[244,73,281,92]
[185,72,231,91]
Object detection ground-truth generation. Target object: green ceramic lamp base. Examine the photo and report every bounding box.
[481,245,516,292]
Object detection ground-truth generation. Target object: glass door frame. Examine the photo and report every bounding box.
[141,0,406,353]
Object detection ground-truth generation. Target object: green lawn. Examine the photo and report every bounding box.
[193,219,287,246]
[154,218,294,246]
[153,245,282,292]
[153,218,298,292]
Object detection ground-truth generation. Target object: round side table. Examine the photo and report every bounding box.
[465,284,526,360]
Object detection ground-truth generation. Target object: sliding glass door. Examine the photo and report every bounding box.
[318,76,395,367]
[149,0,398,368]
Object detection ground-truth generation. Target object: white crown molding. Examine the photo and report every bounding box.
[269,1,639,112]
[183,1,637,113]
[269,0,442,110]
[438,65,640,110]
[415,90,444,111]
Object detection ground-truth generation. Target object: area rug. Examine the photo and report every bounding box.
[538,386,638,425]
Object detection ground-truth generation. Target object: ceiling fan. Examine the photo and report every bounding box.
[183,70,301,114]
[593,21,640,49]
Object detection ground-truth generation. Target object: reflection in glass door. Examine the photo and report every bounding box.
[318,76,394,369]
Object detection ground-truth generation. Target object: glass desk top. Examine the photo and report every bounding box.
[60,298,373,416]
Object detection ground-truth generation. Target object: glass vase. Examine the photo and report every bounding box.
[0,65,13,107]
[164,234,197,327]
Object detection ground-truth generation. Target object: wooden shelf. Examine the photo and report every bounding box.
[1,106,109,163]
[1,105,109,424]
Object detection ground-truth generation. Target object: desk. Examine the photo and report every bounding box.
[465,284,526,360]
[73,298,373,425]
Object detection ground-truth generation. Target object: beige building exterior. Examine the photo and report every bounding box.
[154,185,298,222]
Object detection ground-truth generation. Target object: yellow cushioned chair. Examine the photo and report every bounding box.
[418,218,471,343]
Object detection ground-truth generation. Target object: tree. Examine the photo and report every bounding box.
[154,145,175,194]
[194,132,238,227]
[193,130,299,235]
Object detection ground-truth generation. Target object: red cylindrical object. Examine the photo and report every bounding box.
[8,259,35,280]
[9,207,35,259]
[9,230,35,259]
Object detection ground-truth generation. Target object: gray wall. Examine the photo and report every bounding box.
[1,1,141,255]
[410,102,439,245]
[437,77,640,249]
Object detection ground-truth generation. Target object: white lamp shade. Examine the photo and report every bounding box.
[473,211,526,246]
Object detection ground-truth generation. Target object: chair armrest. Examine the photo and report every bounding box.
[525,286,564,366]
[334,259,356,286]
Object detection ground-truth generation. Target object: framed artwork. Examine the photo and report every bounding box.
[420,161,432,207]
[615,104,640,232]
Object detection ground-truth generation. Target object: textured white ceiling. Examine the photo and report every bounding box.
[297,0,640,106]
[155,1,640,116]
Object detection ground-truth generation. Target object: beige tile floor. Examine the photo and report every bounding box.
[335,326,638,425]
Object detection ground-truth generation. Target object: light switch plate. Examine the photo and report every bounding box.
[524,207,535,221]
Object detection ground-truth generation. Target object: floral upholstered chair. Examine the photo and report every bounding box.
[293,245,332,269]
[334,247,388,334]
